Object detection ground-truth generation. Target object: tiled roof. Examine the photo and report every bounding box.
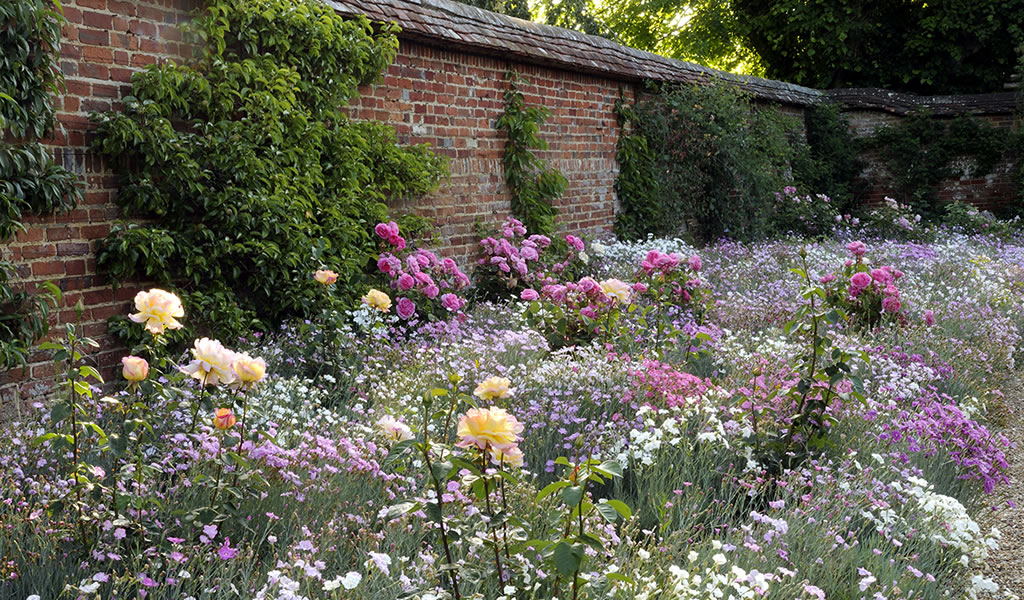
[323,0,824,106]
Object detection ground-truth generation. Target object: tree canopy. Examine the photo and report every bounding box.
[527,0,1024,94]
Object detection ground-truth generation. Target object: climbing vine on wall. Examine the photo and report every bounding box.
[91,0,447,345]
[496,72,567,237]
[0,0,81,371]
[867,112,1022,218]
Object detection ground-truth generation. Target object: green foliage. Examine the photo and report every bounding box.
[91,0,446,342]
[867,112,1018,218]
[496,72,568,237]
[614,80,803,241]
[791,103,864,213]
[0,0,81,371]
[732,0,1024,93]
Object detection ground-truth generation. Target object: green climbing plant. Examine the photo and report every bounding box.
[496,72,567,237]
[1,0,81,371]
[90,0,447,345]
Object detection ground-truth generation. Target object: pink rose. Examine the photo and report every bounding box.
[850,272,872,290]
[520,288,539,301]
[374,222,391,240]
[870,268,892,285]
[424,284,440,299]
[924,309,936,326]
[521,246,539,261]
[397,273,415,291]
[565,235,584,252]
[632,282,648,294]
[377,257,392,274]
[579,306,597,319]
[820,273,836,284]
[846,241,867,257]
[882,296,901,313]
[440,293,464,312]
[396,297,416,319]
[688,255,702,272]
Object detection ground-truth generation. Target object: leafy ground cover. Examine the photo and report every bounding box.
[2,210,1023,600]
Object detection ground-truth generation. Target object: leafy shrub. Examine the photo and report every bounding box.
[942,200,1019,237]
[791,102,865,213]
[614,80,804,242]
[768,186,840,237]
[472,217,587,301]
[91,0,447,344]
[0,0,80,370]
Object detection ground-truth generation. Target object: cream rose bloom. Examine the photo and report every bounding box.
[362,288,392,312]
[489,444,524,468]
[128,288,184,335]
[121,355,149,381]
[376,415,413,441]
[232,353,267,389]
[180,338,237,386]
[455,407,523,451]
[314,269,339,285]
[599,278,632,304]
[473,376,513,400]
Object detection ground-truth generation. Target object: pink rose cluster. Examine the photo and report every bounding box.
[374,221,406,251]
[539,276,636,319]
[477,217,586,289]
[374,222,470,320]
[848,265,903,313]
[638,249,704,304]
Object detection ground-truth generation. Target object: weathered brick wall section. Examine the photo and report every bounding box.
[1,0,200,402]
[1,0,1019,402]
[349,42,625,257]
[832,89,1019,210]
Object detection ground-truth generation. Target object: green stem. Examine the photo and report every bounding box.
[421,412,460,599]
[189,373,210,434]
[480,450,505,584]
[210,437,224,506]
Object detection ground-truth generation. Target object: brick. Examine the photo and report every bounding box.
[78,28,110,46]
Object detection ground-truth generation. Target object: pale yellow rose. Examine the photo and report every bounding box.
[473,376,512,400]
[232,353,267,389]
[179,338,237,386]
[362,288,392,312]
[128,288,184,335]
[314,269,339,285]
[121,355,149,381]
[599,278,632,304]
[455,407,523,451]
[376,415,413,441]
[489,444,524,468]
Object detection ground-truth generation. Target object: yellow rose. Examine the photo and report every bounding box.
[473,376,512,400]
[128,288,184,335]
[121,355,149,381]
[599,278,632,304]
[232,353,267,389]
[489,444,524,468]
[314,269,339,285]
[179,337,237,386]
[213,407,237,430]
[455,407,523,451]
[362,288,392,312]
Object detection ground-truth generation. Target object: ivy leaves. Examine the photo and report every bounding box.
[497,72,568,237]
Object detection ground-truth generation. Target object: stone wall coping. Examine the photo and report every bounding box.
[826,88,1018,116]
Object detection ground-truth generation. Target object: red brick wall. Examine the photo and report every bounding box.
[1,0,200,403]
[349,43,626,257]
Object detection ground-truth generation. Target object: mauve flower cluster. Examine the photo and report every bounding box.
[476,217,588,293]
[375,222,470,319]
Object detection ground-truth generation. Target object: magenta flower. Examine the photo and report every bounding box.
[440,293,464,312]
[218,537,238,560]
[520,288,539,301]
[396,273,415,291]
[850,272,872,291]
[396,297,416,319]
[924,309,936,326]
[846,240,867,257]
[688,255,702,272]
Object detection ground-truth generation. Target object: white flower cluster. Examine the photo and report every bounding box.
[247,376,342,441]
[633,552,771,600]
